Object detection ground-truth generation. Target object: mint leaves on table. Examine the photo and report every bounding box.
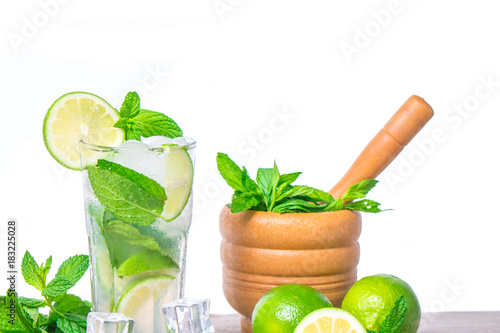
[367,296,407,333]
[114,91,183,140]
[216,153,384,214]
[87,159,167,225]
[1,251,91,333]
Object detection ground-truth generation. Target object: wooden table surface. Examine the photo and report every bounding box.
[212,312,500,332]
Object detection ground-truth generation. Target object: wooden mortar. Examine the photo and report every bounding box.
[219,95,434,333]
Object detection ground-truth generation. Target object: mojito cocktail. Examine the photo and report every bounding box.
[42,91,194,333]
[81,137,195,333]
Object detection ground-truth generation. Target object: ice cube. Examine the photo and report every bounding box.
[172,137,188,146]
[142,136,176,148]
[162,299,214,333]
[116,140,147,150]
[86,312,134,333]
[110,140,166,186]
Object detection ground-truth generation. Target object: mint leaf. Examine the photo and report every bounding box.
[53,294,91,317]
[276,185,333,203]
[230,191,261,213]
[23,307,40,328]
[274,181,290,200]
[344,199,383,213]
[367,330,378,333]
[97,159,167,201]
[323,198,345,211]
[272,199,323,213]
[216,152,247,192]
[113,118,129,130]
[102,219,165,255]
[42,277,74,298]
[380,296,407,333]
[21,251,44,291]
[133,110,183,138]
[87,163,164,225]
[39,256,52,285]
[256,163,280,210]
[278,172,301,186]
[5,289,36,333]
[342,179,378,202]
[0,308,23,332]
[114,92,183,140]
[56,255,89,285]
[56,314,86,333]
[217,153,260,193]
[19,297,46,308]
[0,293,26,332]
[119,91,141,118]
[241,166,261,193]
[256,168,274,198]
[114,119,143,140]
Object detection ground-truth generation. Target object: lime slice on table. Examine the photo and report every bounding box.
[293,308,366,333]
[115,276,174,318]
[161,145,194,221]
[43,92,124,170]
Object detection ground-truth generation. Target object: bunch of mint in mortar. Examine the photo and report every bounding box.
[1,251,90,333]
[217,153,385,214]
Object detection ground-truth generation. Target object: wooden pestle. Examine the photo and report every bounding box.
[329,95,434,199]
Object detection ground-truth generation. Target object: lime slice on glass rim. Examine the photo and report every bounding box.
[43,92,124,170]
[160,144,194,221]
[115,275,175,316]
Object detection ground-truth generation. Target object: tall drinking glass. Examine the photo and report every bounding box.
[80,137,196,333]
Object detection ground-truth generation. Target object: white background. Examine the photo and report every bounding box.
[1,0,499,315]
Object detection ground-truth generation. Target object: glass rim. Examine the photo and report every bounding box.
[79,137,196,153]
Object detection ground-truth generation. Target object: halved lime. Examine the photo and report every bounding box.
[293,308,366,333]
[43,92,124,170]
[161,145,194,221]
[115,276,174,318]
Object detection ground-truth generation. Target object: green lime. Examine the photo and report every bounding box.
[115,276,174,316]
[293,307,366,333]
[116,250,178,277]
[341,274,421,333]
[43,92,124,170]
[252,284,333,333]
